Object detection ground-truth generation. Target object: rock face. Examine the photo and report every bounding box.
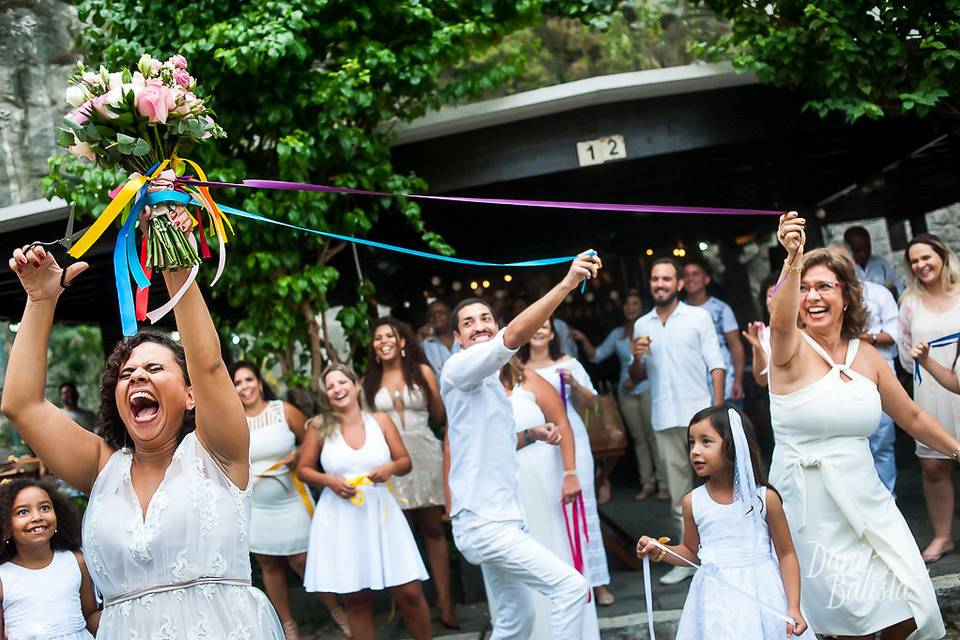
[0,0,80,208]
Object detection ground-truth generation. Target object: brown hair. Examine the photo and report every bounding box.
[307,364,362,440]
[801,248,869,340]
[362,318,434,410]
[0,478,81,563]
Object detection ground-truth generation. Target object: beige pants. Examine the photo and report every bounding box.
[617,391,664,490]
[654,427,694,538]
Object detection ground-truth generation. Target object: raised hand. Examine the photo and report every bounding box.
[560,250,602,292]
[742,321,765,350]
[9,245,88,303]
[777,211,806,259]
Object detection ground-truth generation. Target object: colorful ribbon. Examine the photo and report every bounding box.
[180,178,784,217]
[257,458,314,517]
[914,332,960,384]
[641,538,797,640]
[346,474,403,522]
[562,493,591,603]
[67,158,233,336]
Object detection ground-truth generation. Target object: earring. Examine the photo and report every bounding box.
[843,305,848,311]
[375,355,381,364]
[401,348,406,358]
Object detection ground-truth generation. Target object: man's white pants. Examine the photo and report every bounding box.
[453,511,588,640]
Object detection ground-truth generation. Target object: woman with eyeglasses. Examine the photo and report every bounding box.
[767,213,959,639]
[897,233,960,564]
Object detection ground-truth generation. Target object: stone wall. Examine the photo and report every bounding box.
[0,0,80,208]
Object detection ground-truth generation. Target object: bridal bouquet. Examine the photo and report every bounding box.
[56,53,226,270]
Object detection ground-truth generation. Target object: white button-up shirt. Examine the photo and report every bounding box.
[855,255,899,293]
[422,336,459,376]
[633,302,725,430]
[862,280,899,369]
[441,329,521,521]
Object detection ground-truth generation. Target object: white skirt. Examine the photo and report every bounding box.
[249,470,313,555]
[304,484,429,593]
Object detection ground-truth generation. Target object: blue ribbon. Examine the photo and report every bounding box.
[914,331,960,384]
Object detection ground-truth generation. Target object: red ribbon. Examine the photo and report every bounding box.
[135,235,151,321]
[562,492,591,603]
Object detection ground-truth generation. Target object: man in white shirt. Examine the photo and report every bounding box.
[834,245,900,496]
[844,226,900,295]
[443,251,601,640]
[630,258,725,585]
[682,261,746,403]
[418,300,459,375]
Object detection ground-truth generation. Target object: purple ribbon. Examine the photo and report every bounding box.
[178,178,783,217]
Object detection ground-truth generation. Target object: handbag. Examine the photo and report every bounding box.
[584,381,628,455]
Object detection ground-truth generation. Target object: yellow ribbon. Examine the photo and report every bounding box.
[69,161,171,259]
[258,459,314,517]
[346,475,405,523]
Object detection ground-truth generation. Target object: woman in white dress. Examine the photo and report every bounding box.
[298,364,432,640]
[768,212,960,639]
[1,234,283,636]
[519,319,614,605]
[897,233,960,563]
[231,360,351,638]
[482,358,600,640]
[361,318,459,628]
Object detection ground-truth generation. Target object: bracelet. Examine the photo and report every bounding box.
[563,470,578,477]
[523,429,533,445]
[654,548,667,562]
[952,446,960,463]
[783,260,802,274]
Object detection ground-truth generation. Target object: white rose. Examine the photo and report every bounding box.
[108,72,124,91]
[132,71,146,90]
[65,85,86,108]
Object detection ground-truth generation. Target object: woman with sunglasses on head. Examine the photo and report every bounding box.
[362,318,459,629]
[231,361,351,638]
[767,212,960,639]
[897,233,960,565]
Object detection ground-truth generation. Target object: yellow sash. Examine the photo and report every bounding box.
[258,459,314,517]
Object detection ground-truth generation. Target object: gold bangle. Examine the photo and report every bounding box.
[654,548,667,562]
[563,470,578,477]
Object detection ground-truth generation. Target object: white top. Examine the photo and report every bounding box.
[441,329,521,521]
[861,280,899,368]
[855,255,898,292]
[83,432,282,638]
[633,302,725,429]
[422,337,459,376]
[0,550,92,640]
[248,400,296,477]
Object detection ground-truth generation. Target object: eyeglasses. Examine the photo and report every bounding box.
[799,281,843,296]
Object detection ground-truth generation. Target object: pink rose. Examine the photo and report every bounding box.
[168,54,188,69]
[136,83,175,123]
[201,115,215,139]
[66,104,90,126]
[91,90,119,119]
[151,59,162,74]
[82,71,101,86]
[172,69,193,88]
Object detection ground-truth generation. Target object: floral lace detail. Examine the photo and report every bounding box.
[231,485,249,542]
[123,453,172,564]
[171,549,199,582]
[151,612,177,640]
[191,456,221,537]
[210,553,226,575]
[189,616,212,640]
[227,624,252,640]
[83,491,108,575]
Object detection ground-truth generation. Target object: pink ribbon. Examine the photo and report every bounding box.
[179,178,783,217]
[563,493,591,603]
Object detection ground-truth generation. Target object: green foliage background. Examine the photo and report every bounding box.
[41,0,620,392]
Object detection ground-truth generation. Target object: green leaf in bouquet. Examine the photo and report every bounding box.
[56,128,75,148]
[176,119,187,135]
[64,117,85,134]
[115,112,135,128]
[132,138,151,156]
[95,125,114,140]
[85,122,102,142]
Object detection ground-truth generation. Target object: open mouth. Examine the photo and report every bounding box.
[129,390,160,423]
[26,524,49,535]
[239,388,257,401]
[471,330,493,341]
[807,305,829,319]
[332,390,349,402]
[379,345,395,356]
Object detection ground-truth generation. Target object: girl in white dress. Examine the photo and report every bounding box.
[897,233,960,563]
[766,213,960,638]
[0,479,97,639]
[520,318,614,605]
[2,234,284,638]
[482,358,600,640]
[361,318,459,628]
[231,361,350,639]
[638,405,810,639]
[299,364,432,640]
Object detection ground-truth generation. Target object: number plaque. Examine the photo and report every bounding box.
[576,135,627,167]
